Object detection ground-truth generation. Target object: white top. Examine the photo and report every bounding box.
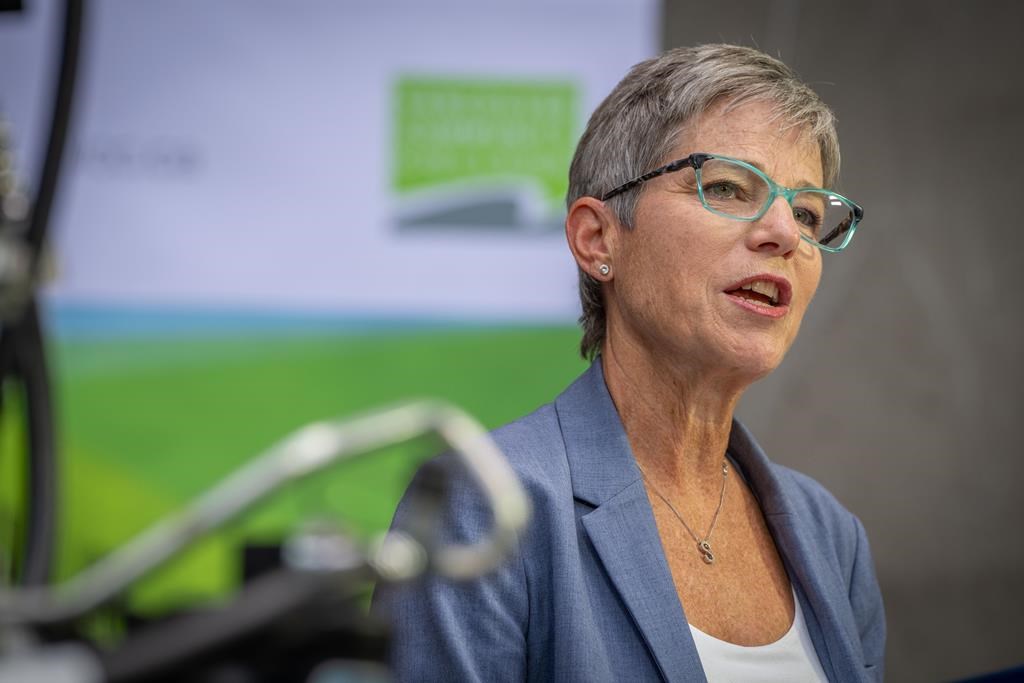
[689,589,829,683]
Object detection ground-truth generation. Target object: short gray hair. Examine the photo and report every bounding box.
[567,44,841,360]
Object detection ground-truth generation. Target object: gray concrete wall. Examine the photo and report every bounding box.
[662,1,1024,680]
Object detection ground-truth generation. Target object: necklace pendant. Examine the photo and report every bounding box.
[697,540,714,564]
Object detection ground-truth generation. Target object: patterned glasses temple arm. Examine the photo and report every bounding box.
[818,219,848,247]
[817,204,863,247]
[599,154,710,201]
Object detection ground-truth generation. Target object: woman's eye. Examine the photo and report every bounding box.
[792,207,821,232]
[705,182,738,199]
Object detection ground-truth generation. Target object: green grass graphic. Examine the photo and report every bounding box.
[46,325,585,613]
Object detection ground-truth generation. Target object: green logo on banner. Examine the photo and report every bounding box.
[392,76,577,231]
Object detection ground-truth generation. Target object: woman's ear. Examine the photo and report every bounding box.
[566,196,618,280]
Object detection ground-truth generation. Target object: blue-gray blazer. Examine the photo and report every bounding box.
[376,361,886,682]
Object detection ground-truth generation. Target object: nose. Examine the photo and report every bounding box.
[745,195,802,257]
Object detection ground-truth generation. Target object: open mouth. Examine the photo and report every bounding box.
[723,276,792,310]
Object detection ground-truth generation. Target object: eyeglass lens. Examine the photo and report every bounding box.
[696,158,855,249]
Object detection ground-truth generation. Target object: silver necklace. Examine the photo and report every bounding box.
[637,460,729,565]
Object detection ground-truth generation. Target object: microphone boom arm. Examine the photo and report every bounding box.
[0,399,530,626]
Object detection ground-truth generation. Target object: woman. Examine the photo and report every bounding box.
[377,44,885,682]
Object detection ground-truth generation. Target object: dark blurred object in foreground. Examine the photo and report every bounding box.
[955,665,1024,683]
[0,401,529,681]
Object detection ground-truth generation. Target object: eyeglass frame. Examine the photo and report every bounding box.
[599,152,864,253]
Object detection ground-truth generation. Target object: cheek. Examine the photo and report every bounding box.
[796,252,823,311]
[649,239,718,308]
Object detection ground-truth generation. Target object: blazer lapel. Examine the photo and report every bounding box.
[555,362,705,682]
[581,487,706,681]
[729,421,870,683]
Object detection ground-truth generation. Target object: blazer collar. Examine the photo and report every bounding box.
[553,360,869,683]
[555,358,638,507]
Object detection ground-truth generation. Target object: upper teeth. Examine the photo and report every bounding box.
[742,281,779,304]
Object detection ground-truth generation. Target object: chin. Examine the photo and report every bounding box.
[724,346,787,383]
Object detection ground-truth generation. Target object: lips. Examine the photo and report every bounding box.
[723,275,793,316]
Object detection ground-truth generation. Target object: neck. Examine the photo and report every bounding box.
[600,332,746,485]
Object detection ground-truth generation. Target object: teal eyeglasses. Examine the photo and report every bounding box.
[601,153,863,253]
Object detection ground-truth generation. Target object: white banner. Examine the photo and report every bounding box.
[0,0,657,323]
